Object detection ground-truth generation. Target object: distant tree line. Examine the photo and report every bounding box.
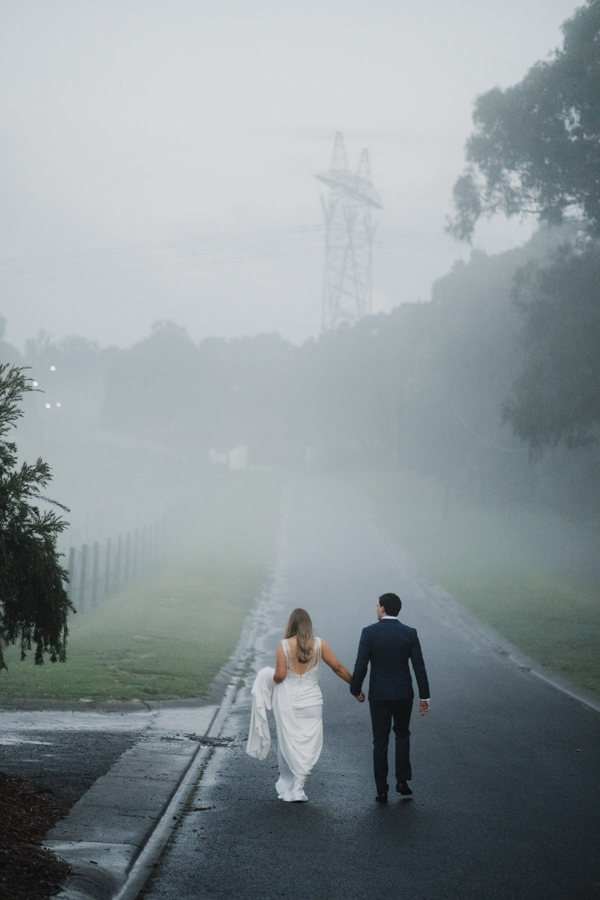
[3,217,595,521]
[5,2,599,523]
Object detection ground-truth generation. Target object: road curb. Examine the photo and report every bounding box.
[45,575,281,900]
[112,683,237,900]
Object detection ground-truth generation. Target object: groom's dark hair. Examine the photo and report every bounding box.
[379,593,401,617]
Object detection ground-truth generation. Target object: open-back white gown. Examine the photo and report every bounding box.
[246,637,324,802]
[273,637,323,802]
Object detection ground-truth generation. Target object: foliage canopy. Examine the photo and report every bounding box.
[503,241,600,453]
[448,1,600,241]
[0,364,72,671]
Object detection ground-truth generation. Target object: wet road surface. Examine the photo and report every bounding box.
[0,711,148,807]
[142,476,600,900]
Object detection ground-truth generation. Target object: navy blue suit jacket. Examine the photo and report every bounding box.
[350,618,430,701]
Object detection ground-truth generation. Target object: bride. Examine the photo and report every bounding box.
[247,608,353,802]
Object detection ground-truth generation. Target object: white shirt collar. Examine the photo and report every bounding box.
[381,615,398,620]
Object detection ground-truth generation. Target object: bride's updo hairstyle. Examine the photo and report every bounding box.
[285,608,314,664]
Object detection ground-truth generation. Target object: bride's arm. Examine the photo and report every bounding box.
[321,640,352,684]
[273,642,287,684]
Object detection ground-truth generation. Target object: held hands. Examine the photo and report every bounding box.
[354,694,428,710]
[353,693,428,711]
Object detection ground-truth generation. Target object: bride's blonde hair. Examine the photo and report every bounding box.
[284,608,314,664]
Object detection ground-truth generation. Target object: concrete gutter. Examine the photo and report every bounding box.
[43,578,281,900]
[44,700,225,900]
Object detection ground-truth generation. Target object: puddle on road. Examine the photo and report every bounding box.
[0,711,152,733]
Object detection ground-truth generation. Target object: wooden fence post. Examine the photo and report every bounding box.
[104,537,111,599]
[67,547,75,599]
[115,535,122,591]
[141,526,147,573]
[160,516,166,561]
[91,542,99,607]
[149,523,155,567]
[124,533,131,584]
[66,517,166,611]
[79,545,88,612]
[133,529,139,580]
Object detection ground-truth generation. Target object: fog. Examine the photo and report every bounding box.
[0,0,578,348]
[9,221,600,589]
[1,0,597,617]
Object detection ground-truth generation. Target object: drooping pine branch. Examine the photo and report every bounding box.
[0,364,73,672]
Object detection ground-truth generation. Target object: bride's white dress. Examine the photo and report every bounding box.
[246,638,323,802]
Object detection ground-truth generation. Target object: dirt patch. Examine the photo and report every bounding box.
[0,772,69,900]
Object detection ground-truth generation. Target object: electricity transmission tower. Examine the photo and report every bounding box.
[315,132,382,331]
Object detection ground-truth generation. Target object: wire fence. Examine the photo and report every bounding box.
[65,519,167,613]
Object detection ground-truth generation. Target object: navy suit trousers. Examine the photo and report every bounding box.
[369,698,413,793]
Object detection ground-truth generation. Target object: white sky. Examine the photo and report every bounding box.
[0,0,581,349]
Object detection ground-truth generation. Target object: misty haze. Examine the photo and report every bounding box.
[1,3,599,900]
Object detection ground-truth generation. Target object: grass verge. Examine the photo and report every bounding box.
[363,470,600,695]
[0,470,283,702]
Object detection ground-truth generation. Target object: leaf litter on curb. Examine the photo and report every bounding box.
[184,734,233,747]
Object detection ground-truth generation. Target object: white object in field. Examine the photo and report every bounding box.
[228,445,247,470]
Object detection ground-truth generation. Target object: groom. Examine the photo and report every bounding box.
[350,592,430,803]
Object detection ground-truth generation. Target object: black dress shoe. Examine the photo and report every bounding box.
[396,781,413,796]
[375,793,388,803]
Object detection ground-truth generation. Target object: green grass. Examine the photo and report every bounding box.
[0,470,283,703]
[0,557,266,702]
[363,470,600,695]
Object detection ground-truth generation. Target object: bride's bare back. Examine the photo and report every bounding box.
[285,635,316,675]
[274,635,352,684]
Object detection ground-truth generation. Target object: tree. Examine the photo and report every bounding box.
[446,1,600,457]
[0,364,73,671]
[448,1,600,241]
[503,241,600,453]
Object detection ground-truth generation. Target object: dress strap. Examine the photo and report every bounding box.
[303,637,321,672]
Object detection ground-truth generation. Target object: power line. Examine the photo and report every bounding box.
[0,226,324,284]
[0,223,526,287]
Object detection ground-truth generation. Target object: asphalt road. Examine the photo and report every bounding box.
[143,476,600,900]
[0,712,146,807]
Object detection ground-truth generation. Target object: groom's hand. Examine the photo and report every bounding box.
[355,692,366,703]
[419,700,430,715]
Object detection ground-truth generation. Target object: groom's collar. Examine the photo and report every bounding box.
[380,615,398,620]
